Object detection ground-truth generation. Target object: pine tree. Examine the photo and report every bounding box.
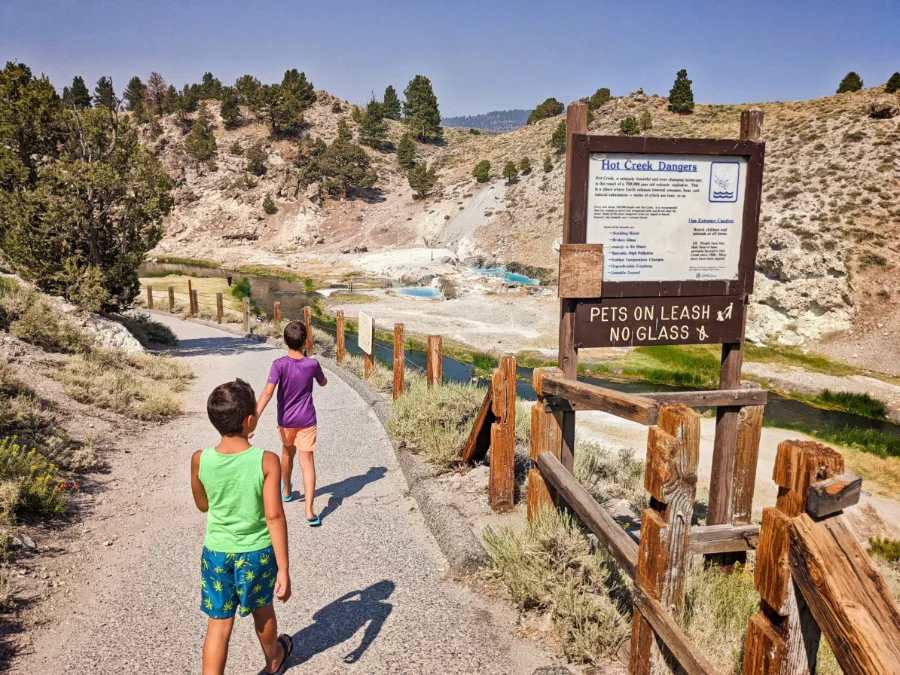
[319,138,377,199]
[184,103,217,161]
[396,132,416,168]
[246,140,268,176]
[527,97,564,125]
[359,96,387,148]
[549,120,566,152]
[64,76,92,109]
[668,69,695,114]
[234,74,261,104]
[619,116,640,135]
[543,155,553,173]
[200,72,223,100]
[502,161,518,183]
[251,84,304,139]
[887,72,900,94]
[263,194,277,214]
[408,162,437,199]
[837,71,864,93]
[383,85,401,120]
[473,160,491,182]
[588,88,611,109]
[124,76,147,119]
[93,77,116,110]
[281,69,315,108]
[519,156,532,174]
[336,118,352,141]
[163,85,179,115]
[639,110,652,131]
[219,87,243,129]
[403,75,442,141]
[146,72,167,117]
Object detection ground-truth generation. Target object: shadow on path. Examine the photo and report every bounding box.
[314,467,387,521]
[286,580,394,668]
[174,336,272,358]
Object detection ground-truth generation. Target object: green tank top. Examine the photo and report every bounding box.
[199,446,272,553]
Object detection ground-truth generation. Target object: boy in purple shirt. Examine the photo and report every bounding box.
[257,321,327,526]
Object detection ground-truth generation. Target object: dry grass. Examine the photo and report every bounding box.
[54,349,193,421]
[138,275,243,312]
[574,437,646,507]
[0,279,93,354]
[114,312,178,347]
[484,505,630,664]
[342,354,394,394]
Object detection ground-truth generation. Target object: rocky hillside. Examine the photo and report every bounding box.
[148,86,900,351]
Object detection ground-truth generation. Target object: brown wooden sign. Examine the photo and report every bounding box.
[574,295,744,348]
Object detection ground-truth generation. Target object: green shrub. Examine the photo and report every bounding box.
[502,161,518,182]
[575,440,645,507]
[115,312,178,347]
[263,194,278,214]
[0,437,66,517]
[468,127,481,135]
[527,97,564,125]
[886,72,900,94]
[870,537,900,562]
[639,110,652,131]
[837,71,863,94]
[543,155,553,173]
[519,156,532,174]
[229,141,244,156]
[473,159,491,183]
[246,140,268,176]
[549,120,566,152]
[588,88,611,110]
[619,116,641,136]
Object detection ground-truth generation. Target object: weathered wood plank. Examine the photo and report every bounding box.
[807,473,862,518]
[146,286,154,309]
[537,452,638,579]
[489,357,516,512]
[732,404,765,526]
[743,613,784,675]
[644,389,768,408]
[527,403,562,520]
[168,286,175,312]
[539,375,659,426]
[393,323,405,401]
[688,524,759,555]
[242,297,249,333]
[273,301,281,325]
[558,243,603,298]
[790,513,900,675]
[532,366,563,398]
[216,293,223,324]
[631,586,720,675]
[303,306,313,356]
[336,310,346,363]
[461,383,495,465]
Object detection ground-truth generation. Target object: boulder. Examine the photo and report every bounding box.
[868,96,899,119]
[340,246,351,254]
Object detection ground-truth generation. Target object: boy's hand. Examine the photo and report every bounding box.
[275,570,291,602]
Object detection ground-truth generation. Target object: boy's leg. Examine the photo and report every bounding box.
[298,451,316,519]
[252,604,285,673]
[202,616,235,675]
[279,426,298,499]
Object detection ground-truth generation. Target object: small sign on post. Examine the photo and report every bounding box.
[358,312,374,378]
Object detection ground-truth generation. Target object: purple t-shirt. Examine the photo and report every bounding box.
[266,355,325,429]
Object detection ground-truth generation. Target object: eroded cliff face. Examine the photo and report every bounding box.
[151,87,899,347]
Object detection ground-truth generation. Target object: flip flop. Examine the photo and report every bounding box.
[306,514,321,527]
[266,633,293,674]
[281,482,293,502]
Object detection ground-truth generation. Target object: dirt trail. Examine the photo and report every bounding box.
[12,316,564,674]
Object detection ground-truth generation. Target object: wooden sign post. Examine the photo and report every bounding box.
[393,323,405,400]
[558,103,765,531]
[303,306,313,355]
[168,286,175,312]
[216,293,224,324]
[336,310,346,363]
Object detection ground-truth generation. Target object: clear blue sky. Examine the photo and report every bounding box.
[2,0,898,116]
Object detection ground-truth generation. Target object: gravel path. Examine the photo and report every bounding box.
[14,315,562,674]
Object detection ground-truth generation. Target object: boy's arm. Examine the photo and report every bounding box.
[315,361,327,387]
[262,451,291,602]
[256,382,276,417]
[190,450,208,512]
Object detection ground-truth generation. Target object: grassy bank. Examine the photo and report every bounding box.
[792,389,888,420]
[155,256,221,269]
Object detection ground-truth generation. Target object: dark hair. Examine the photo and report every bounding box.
[207,379,256,436]
[283,321,307,351]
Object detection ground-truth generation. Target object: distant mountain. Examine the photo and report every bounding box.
[441,109,532,132]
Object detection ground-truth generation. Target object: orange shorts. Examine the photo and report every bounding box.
[279,425,317,453]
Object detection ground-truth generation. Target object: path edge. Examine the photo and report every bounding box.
[148,310,490,577]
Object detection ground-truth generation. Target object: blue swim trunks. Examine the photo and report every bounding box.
[200,546,277,618]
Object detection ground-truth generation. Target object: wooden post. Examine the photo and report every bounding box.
[273,301,281,325]
[191,290,199,316]
[426,335,442,387]
[336,310,346,363]
[303,306,313,356]
[242,297,249,334]
[732,400,764,526]
[631,404,700,675]
[393,323,405,400]
[528,367,564,521]
[168,286,175,312]
[742,440,841,675]
[216,293,223,324]
[188,279,194,314]
[489,357,516,512]
[708,109,764,528]
[558,101,588,474]
[146,286,154,309]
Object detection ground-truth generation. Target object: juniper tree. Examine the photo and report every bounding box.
[887,72,900,94]
[408,162,437,199]
[64,75,92,109]
[639,110,652,131]
[336,117,352,141]
[473,159,491,182]
[246,140,268,176]
[282,69,315,108]
[519,156,532,174]
[588,88,611,109]
[219,87,243,129]
[318,137,377,199]
[549,120,566,152]
[668,70,694,114]
[837,72,864,93]
[263,194,277,214]
[93,76,116,110]
[502,161,518,183]
[383,85,401,120]
[543,155,553,173]
[403,75,442,141]
[200,72,224,100]
[359,96,387,148]
[396,131,416,168]
[619,116,640,135]
[163,85,179,115]
[527,97,564,124]
[229,141,243,156]
[184,103,217,161]
[234,74,261,104]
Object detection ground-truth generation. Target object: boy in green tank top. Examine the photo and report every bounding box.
[190,379,294,674]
